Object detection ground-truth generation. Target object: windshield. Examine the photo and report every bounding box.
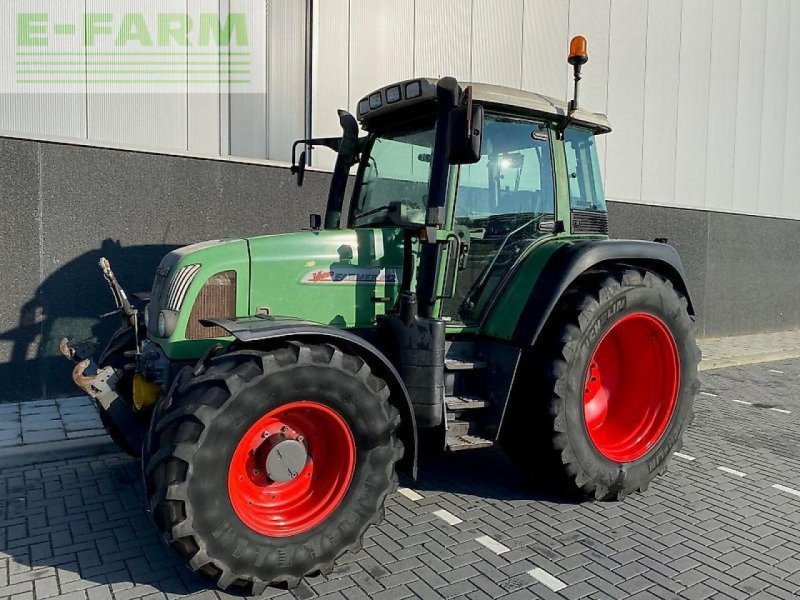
[351,121,435,228]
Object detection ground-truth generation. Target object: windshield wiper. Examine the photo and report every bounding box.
[353,204,394,224]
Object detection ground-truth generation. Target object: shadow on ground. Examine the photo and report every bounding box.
[413,446,586,505]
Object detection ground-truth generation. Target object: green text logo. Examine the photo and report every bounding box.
[14,9,257,89]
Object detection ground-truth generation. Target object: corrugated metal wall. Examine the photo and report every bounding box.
[311,0,800,221]
[2,0,799,220]
[0,0,306,163]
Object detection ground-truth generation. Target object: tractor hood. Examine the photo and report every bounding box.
[247,228,404,327]
[149,229,404,360]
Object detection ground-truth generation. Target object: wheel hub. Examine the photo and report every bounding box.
[264,436,308,483]
[228,401,356,537]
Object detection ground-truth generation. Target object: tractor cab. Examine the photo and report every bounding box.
[296,76,611,330]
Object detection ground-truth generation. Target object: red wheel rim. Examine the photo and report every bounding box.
[582,312,680,463]
[228,401,356,537]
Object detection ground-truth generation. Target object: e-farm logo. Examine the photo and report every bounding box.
[11,4,260,91]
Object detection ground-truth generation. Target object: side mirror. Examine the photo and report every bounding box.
[447,103,483,165]
[291,151,307,187]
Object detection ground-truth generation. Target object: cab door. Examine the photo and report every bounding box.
[441,113,558,323]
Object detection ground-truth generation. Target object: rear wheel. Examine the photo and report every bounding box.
[503,268,700,500]
[144,343,402,592]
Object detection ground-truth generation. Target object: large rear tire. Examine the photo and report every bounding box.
[144,343,402,593]
[502,268,700,500]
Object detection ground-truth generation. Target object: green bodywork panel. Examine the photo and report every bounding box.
[247,228,404,326]
[480,238,572,340]
[153,229,404,360]
[149,238,250,360]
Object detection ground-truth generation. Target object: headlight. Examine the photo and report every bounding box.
[405,80,422,99]
[386,85,401,104]
[156,310,179,338]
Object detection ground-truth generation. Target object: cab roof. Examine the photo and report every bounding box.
[357,78,611,134]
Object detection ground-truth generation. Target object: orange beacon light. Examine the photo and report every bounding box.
[568,35,589,66]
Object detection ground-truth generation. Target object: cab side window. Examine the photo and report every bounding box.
[456,116,555,225]
[563,127,606,211]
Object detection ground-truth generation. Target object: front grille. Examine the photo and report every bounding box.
[165,264,201,311]
[571,209,609,234]
[186,271,236,339]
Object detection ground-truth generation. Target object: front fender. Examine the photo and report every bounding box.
[202,316,418,478]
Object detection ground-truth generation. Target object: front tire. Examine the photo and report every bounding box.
[97,326,141,457]
[144,343,402,593]
[503,268,700,500]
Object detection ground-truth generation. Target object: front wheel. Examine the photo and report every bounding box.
[503,268,700,500]
[97,325,142,458]
[144,343,402,593]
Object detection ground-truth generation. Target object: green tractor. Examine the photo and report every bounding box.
[61,37,699,592]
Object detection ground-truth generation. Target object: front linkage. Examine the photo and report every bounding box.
[60,258,149,454]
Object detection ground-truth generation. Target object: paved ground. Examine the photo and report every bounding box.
[0,398,104,449]
[3,329,798,455]
[2,358,800,599]
[698,330,800,371]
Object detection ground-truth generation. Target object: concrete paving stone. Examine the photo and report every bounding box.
[0,436,23,447]
[53,592,89,600]
[66,430,108,440]
[57,407,96,418]
[21,430,68,444]
[559,580,600,599]
[703,578,750,600]
[57,399,95,408]
[9,567,56,584]
[35,576,61,599]
[21,419,63,432]
[23,400,58,408]
[62,419,102,431]
[0,581,34,596]
[19,411,60,422]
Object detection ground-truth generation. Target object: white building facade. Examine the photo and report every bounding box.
[2,0,799,221]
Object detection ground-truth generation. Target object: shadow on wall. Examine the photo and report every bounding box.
[0,239,178,402]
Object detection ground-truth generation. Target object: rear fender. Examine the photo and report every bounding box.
[201,316,418,478]
[511,239,695,347]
